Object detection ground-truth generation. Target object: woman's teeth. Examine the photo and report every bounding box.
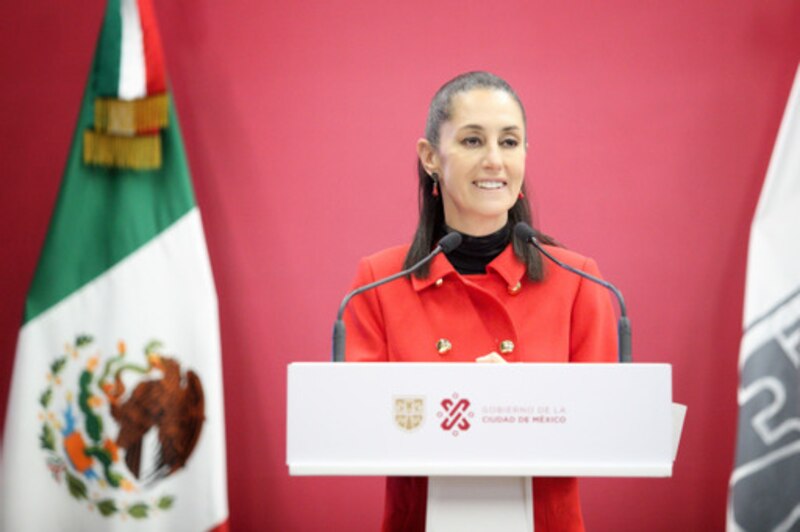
[474,181,505,190]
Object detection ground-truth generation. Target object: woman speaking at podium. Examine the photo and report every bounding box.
[344,71,617,532]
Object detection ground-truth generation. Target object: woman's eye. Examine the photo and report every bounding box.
[501,138,519,148]
[462,137,482,147]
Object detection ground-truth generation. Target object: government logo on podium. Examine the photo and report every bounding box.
[393,396,425,432]
[438,393,473,436]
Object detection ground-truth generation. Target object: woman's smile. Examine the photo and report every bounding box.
[473,179,507,190]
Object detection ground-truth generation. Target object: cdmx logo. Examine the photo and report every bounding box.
[437,393,474,436]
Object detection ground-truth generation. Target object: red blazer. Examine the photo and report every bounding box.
[344,243,617,532]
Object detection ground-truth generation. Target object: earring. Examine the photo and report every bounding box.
[518,191,525,199]
[431,173,440,197]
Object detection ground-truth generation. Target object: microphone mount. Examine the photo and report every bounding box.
[514,222,632,362]
[332,232,463,362]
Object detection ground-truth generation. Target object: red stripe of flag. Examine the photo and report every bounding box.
[210,519,230,532]
[137,0,167,95]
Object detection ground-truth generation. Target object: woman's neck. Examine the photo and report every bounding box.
[443,214,509,237]
[443,222,511,275]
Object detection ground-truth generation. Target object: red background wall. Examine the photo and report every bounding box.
[2,1,800,530]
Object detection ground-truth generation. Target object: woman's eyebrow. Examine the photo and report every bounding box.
[458,124,521,132]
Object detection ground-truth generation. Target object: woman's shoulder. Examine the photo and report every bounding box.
[357,244,412,277]
[540,244,599,271]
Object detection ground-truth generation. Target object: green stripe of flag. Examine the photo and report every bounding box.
[25,67,195,324]
[94,0,122,97]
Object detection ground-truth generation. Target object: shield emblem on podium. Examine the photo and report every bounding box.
[393,396,425,432]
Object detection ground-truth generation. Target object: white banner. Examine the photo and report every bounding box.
[728,63,800,532]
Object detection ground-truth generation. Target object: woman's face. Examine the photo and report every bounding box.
[420,88,526,236]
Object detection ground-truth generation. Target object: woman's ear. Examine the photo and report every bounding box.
[416,138,439,175]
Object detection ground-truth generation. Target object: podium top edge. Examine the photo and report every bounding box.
[287,361,673,368]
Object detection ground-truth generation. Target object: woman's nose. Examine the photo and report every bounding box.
[482,143,503,169]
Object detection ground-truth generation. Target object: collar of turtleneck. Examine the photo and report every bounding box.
[442,222,512,275]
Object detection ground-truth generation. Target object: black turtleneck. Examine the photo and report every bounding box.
[443,223,511,275]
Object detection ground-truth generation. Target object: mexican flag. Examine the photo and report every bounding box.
[728,63,800,531]
[0,1,229,530]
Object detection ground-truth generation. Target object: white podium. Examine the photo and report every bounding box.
[286,363,682,531]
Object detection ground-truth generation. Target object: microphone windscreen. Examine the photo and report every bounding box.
[513,222,537,242]
[438,232,463,253]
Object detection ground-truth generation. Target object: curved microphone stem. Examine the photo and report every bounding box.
[516,223,632,362]
[332,233,462,362]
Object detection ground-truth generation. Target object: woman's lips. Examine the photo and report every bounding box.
[473,179,507,190]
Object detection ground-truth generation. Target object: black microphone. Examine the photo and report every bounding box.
[514,222,631,363]
[332,232,463,362]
